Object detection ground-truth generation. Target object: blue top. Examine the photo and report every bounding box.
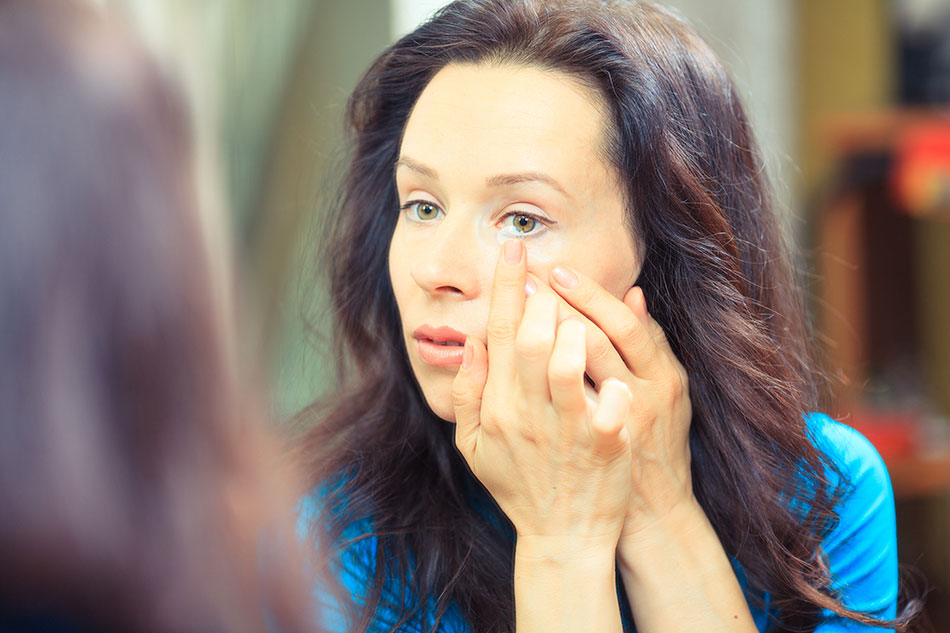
[298,413,898,632]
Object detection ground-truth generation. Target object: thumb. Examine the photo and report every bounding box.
[452,336,488,459]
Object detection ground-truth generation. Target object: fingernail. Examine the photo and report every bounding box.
[504,239,522,264]
[552,266,578,289]
[525,278,537,296]
[462,338,473,369]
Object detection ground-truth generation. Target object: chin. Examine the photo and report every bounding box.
[408,359,459,423]
[428,400,457,423]
[420,388,457,423]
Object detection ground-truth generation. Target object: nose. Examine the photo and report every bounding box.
[410,214,484,300]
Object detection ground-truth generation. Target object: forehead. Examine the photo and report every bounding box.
[399,63,612,187]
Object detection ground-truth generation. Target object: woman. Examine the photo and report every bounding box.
[296,1,919,632]
[0,1,313,631]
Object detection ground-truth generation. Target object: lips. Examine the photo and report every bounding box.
[413,325,467,367]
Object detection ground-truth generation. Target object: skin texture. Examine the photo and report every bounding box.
[390,63,759,633]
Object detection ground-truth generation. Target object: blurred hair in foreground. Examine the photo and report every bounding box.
[0,1,315,631]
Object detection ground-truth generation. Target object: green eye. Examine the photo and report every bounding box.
[512,214,537,234]
[498,211,546,240]
[415,202,439,220]
[402,200,443,222]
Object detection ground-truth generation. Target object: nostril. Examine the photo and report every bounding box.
[435,285,464,295]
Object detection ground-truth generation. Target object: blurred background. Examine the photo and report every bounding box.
[85,0,950,629]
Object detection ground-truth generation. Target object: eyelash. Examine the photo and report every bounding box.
[399,200,444,222]
[399,199,549,237]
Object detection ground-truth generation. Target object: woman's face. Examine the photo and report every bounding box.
[389,63,640,421]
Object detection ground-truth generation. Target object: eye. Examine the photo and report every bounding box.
[400,200,444,223]
[498,211,547,239]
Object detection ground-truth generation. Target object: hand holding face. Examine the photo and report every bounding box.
[546,266,694,547]
[452,240,633,545]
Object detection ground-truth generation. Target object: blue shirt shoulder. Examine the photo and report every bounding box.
[802,413,899,630]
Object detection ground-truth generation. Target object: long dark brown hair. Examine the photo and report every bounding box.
[0,2,312,631]
[297,1,916,632]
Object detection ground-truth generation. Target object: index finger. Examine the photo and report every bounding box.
[549,265,664,380]
[485,239,528,383]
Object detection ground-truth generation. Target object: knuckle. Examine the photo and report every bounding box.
[485,318,519,345]
[480,410,502,435]
[515,329,554,362]
[671,372,686,399]
[615,318,643,349]
[664,361,689,397]
[516,419,539,444]
[494,274,525,295]
[651,321,670,344]
[658,373,682,406]
[548,357,583,387]
[574,280,598,305]
[451,382,472,409]
[587,331,614,365]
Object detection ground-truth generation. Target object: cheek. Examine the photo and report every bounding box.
[533,234,640,299]
[592,249,640,297]
[387,226,410,307]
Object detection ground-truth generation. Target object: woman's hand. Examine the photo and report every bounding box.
[451,240,633,545]
[451,247,755,633]
[452,240,632,632]
[544,266,694,547]
[545,268,759,633]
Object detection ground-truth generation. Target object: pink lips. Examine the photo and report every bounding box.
[413,325,467,367]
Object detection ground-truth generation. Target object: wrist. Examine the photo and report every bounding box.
[616,496,710,574]
[514,533,625,633]
[516,532,619,568]
[614,498,759,632]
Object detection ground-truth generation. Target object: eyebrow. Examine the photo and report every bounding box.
[485,172,569,197]
[395,156,438,180]
[395,155,570,198]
